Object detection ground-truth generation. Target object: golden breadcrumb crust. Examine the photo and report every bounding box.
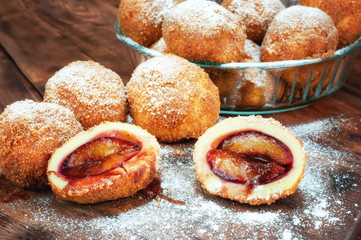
[0,100,83,189]
[127,55,220,143]
[299,0,361,48]
[162,0,246,63]
[118,0,184,47]
[207,68,275,108]
[261,6,339,89]
[222,0,285,44]
[44,61,127,130]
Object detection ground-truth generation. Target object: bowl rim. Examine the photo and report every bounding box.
[114,20,361,70]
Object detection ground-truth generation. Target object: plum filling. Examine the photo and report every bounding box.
[60,137,141,179]
[207,131,293,185]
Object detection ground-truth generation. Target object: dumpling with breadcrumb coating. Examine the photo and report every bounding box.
[127,54,220,142]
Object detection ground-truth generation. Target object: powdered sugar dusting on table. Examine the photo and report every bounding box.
[1,116,360,239]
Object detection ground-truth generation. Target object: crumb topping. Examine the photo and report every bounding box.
[223,0,285,41]
[44,61,126,129]
[140,0,181,26]
[164,0,242,37]
[243,39,261,62]
[127,55,197,121]
[0,100,83,188]
[261,5,339,61]
[127,54,220,142]
[0,100,82,146]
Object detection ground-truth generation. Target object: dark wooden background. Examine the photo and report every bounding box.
[0,0,360,239]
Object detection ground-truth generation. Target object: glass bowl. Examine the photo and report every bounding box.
[115,18,361,115]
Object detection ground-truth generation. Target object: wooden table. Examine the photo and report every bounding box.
[0,1,360,239]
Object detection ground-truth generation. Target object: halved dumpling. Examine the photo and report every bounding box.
[193,116,306,205]
[47,122,160,204]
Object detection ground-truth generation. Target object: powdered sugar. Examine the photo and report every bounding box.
[242,68,273,88]
[126,54,219,131]
[162,0,247,63]
[44,61,125,107]
[224,0,285,23]
[127,55,195,118]
[222,0,285,42]
[266,5,337,43]
[141,0,180,26]
[43,61,127,129]
[273,5,334,30]
[0,100,82,149]
[150,37,169,53]
[243,39,261,63]
[0,115,360,239]
[261,5,339,60]
[164,0,242,36]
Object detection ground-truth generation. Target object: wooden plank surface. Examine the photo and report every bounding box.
[0,0,360,239]
[0,45,42,109]
[0,0,133,95]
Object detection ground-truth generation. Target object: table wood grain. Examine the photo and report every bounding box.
[0,1,360,239]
